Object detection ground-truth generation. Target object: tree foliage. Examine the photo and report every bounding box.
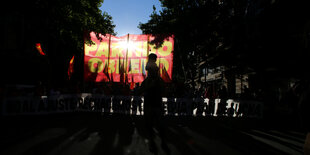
[1,0,115,84]
[139,0,310,81]
[139,0,233,81]
[32,0,115,53]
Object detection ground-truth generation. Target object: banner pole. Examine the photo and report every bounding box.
[147,35,150,57]
[107,34,112,82]
[82,30,87,92]
[125,34,129,84]
[126,33,129,68]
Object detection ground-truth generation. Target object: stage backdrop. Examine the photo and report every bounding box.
[84,32,174,83]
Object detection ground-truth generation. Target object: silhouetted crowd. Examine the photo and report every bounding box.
[0,82,266,118]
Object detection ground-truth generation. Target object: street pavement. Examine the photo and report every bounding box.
[0,114,306,155]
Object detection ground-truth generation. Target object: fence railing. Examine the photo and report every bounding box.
[1,93,263,118]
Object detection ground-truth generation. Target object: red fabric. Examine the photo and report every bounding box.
[35,43,46,56]
[68,56,74,79]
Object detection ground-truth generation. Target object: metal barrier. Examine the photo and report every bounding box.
[1,94,263,118]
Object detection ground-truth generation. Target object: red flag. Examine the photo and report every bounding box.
[130,74,135,90]
[35,43,46,56]
[162,66,172,82]
[103,62,110,81]
[110,71,114,83]
[68,56,74,80]
[130,82,135,90]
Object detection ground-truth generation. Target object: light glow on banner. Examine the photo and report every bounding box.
[84,32,174,83]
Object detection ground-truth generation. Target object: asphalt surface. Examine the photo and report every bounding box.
[0,114,306,155]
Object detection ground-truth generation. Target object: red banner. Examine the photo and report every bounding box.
[84,32,174,83]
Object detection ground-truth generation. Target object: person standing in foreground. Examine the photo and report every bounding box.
[140,53,170,155]
[298,80,310,155]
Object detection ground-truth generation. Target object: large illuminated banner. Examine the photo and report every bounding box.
[84,32,174,83]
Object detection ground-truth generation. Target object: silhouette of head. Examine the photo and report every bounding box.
[148,53,157,61]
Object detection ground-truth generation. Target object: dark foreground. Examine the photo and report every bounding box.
[0,114,306,155]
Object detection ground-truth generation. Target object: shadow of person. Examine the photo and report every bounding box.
[144,107,170,155]
[89,115,134,155]
[116,116,135,153]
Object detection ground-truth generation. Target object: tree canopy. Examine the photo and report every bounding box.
[1,0,115,84]
[27,0,115,54]
[139,0,310,81]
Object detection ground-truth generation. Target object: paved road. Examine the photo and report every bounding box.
[0,114,306,155]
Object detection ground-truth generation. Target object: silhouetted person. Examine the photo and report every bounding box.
[185,87,194,116]
[219,85,228,99]
[205,86,215,116]
[132,83,143,115]
[167,97,176,116]
[140,53,170,155]
[103,95,112,114]
[297,80,310,155]
[281,86,299,121]
[242,85,251,100]
[218,86,228,116]
[195,94,205,116]
[112,95,121,114]
[227,103,235,117]
[145,53,159,78]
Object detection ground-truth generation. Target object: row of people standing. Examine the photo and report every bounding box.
[89,94,241,117]
[165,96,237,117]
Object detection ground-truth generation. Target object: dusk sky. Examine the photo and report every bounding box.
[100,0,163,37]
